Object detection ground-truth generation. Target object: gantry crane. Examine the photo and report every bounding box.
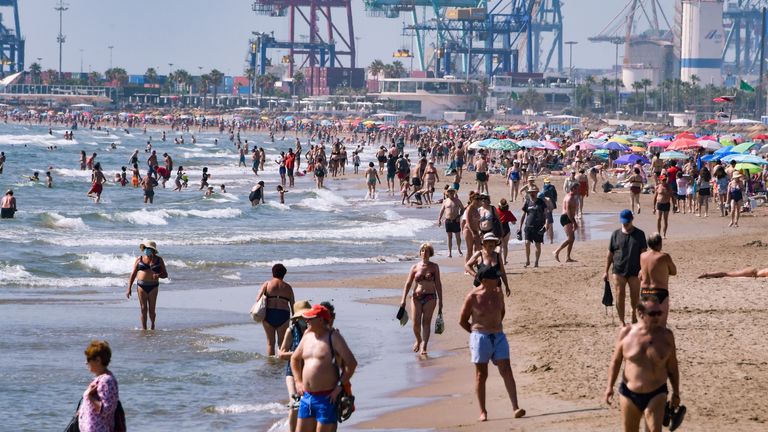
[0,0,23,74]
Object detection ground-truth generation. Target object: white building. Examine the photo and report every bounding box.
[372,77,480,120]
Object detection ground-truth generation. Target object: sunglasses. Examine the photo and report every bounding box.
[644,310,663,317]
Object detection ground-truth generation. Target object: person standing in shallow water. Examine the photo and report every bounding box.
[400,243,443,356]
[126,241,168,330]
[254,264,295,356]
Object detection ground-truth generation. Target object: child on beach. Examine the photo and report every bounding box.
[401,181,412,205]
[277,185,287,204]
[204,186,214,197]
[352,152,361,174]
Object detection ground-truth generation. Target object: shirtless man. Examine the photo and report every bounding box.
[475,154,489,194]
[291,304,357,432]
[639,233,676,326]
[461,194,481,265]
[437,188,464,257]
[459,245,525,422]
[364,162,380,199]
[653,175,672,238]
[0,189,16,218]
[455,144,466,176]
[140,172,158,204]
[554,183,579,263]
[87,163,107,203]
[604,296,682,432]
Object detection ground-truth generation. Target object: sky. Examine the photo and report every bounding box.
[13,0,674,77]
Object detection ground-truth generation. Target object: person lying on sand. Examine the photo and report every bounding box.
[698,267,768,278]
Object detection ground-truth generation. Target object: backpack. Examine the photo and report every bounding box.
[543,183,558,209]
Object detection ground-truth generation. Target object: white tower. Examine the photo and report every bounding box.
[680,0,724,85]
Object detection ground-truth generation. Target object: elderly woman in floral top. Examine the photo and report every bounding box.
[79,340,119,432]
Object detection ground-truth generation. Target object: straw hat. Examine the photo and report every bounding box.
[291,300,313,319]
[482,232,500,244]
[139,240,158,253]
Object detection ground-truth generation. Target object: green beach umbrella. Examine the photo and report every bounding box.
[735,162,762,174]
[498,139,520,151]
[731,141,759,153]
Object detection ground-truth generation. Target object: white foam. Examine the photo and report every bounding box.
[41,212,88,230]
[222,272,241,280]
[77,252,134,274]
[182,152,235,159]
[102,207,242,225]
[0,133,75,147]
[382,209,402,221]
[295,188,350,212]
[250,254,412,268]
[0,263,124,288]
[206,402,284,415]
[53,168,93,178]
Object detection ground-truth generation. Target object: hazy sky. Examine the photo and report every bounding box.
[15,0,674,76]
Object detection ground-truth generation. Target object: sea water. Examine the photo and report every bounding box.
[0,123,442,431]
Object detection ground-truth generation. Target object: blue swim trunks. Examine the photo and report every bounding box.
[469,331,510,364]
[456,158,465,168]
[298,391,337,424]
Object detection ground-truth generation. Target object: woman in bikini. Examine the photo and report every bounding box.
[254,263,295,356]
[727,172,745,227]
[627,167,644,214]
[464,232,511,297]
[400,243,443,356]
[126,240,168,330]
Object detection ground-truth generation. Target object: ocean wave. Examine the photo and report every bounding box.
[0,133,75,146]
[53,168,93,178]
[182,152,235,159]
[202,402,284,415]
[76,252,134,274]
[295,189,350,212]
[0,263,124,288]
[40,212,87,230]
[101,207,242,225]
[249,254,415,268]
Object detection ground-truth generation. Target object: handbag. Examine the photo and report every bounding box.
[249,295,267,322]
[64,400,81,432]
[602,279,614,307]
[434,312,445,335]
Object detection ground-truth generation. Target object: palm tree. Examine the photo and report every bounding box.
[640,79,652,112]
[144,67,158,85]
[104,67,128,87]
[631,81,643,115]
[689,74,700,107]
[87,71,102,86]
[44,68,59,85]
[292,70,305,96]
[209,69,224,100]
[600,77,611,112]
[256,73,279,96]
[28,62,42,84]
[369,59,385,81]
[391,61,406,78]
[244,67,256,95]
[172,69,192,94]
[518,88,545,112]
[613,78,624,112]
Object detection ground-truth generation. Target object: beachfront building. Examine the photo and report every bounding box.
[488,75,574,114]
[371,77,481,120]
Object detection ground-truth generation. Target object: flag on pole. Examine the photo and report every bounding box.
[739,80,756,92]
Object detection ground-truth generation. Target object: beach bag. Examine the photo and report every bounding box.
[434,313,445,335]
[114,401,126,432]
[543,183,558,209]
[64,400,81,432]
[249,295,267,322]
[602,279,614,307]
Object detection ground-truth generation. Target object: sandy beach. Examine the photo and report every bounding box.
[298,172,768,431]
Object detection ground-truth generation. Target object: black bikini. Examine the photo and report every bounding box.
[136,258,162,294]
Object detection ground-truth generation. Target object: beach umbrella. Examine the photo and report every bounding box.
[630,146,647,152]
[697,139,721,151]
[758,144,768,154]
[648,140,672,148]
[608,137,632,145]
[720,154,768,164]
[518,139,545,149]
[538,141,560,151]
[753,133,768,140]
[731,141,759,153]
[659,151,689,160]
[493,126,509,132]
[498,139,520,151]
[598,127,616,133]
[568,140,597,151]
[602,141,630,151]
[668,138,699,150]
[615,154,649,165]
[735,163,763,174]
[485,140,505,150]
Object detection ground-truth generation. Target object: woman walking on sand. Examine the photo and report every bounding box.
[400,243,443,357]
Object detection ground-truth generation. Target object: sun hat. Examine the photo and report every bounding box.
[291,300,313,319]
[482,232,500,244]
[527,175,536,182]
[139,240,158,253]
[302,304,332,322]
[619,209,634,224]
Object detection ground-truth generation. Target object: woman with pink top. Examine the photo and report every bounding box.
[78,340,120,432]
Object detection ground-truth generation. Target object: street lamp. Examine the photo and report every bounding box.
[108,45,114,69]
[611,40,623,114]
[565,41,578,81]
[54,0,69,80]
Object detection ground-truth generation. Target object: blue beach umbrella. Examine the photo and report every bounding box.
[518,139,545,149]
[602,141,630,151]
[615,154,650,165]
[720,154,768,165]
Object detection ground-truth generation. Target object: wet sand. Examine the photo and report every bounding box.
[311,172,768,431]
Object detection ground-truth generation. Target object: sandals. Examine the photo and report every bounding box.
[663,402,686,431]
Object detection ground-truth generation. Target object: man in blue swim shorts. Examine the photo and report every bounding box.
[291,304,357,431]
[460,259,525,422]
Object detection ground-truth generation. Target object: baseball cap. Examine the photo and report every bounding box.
[619,209,634,224]
[302,304,332,322]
